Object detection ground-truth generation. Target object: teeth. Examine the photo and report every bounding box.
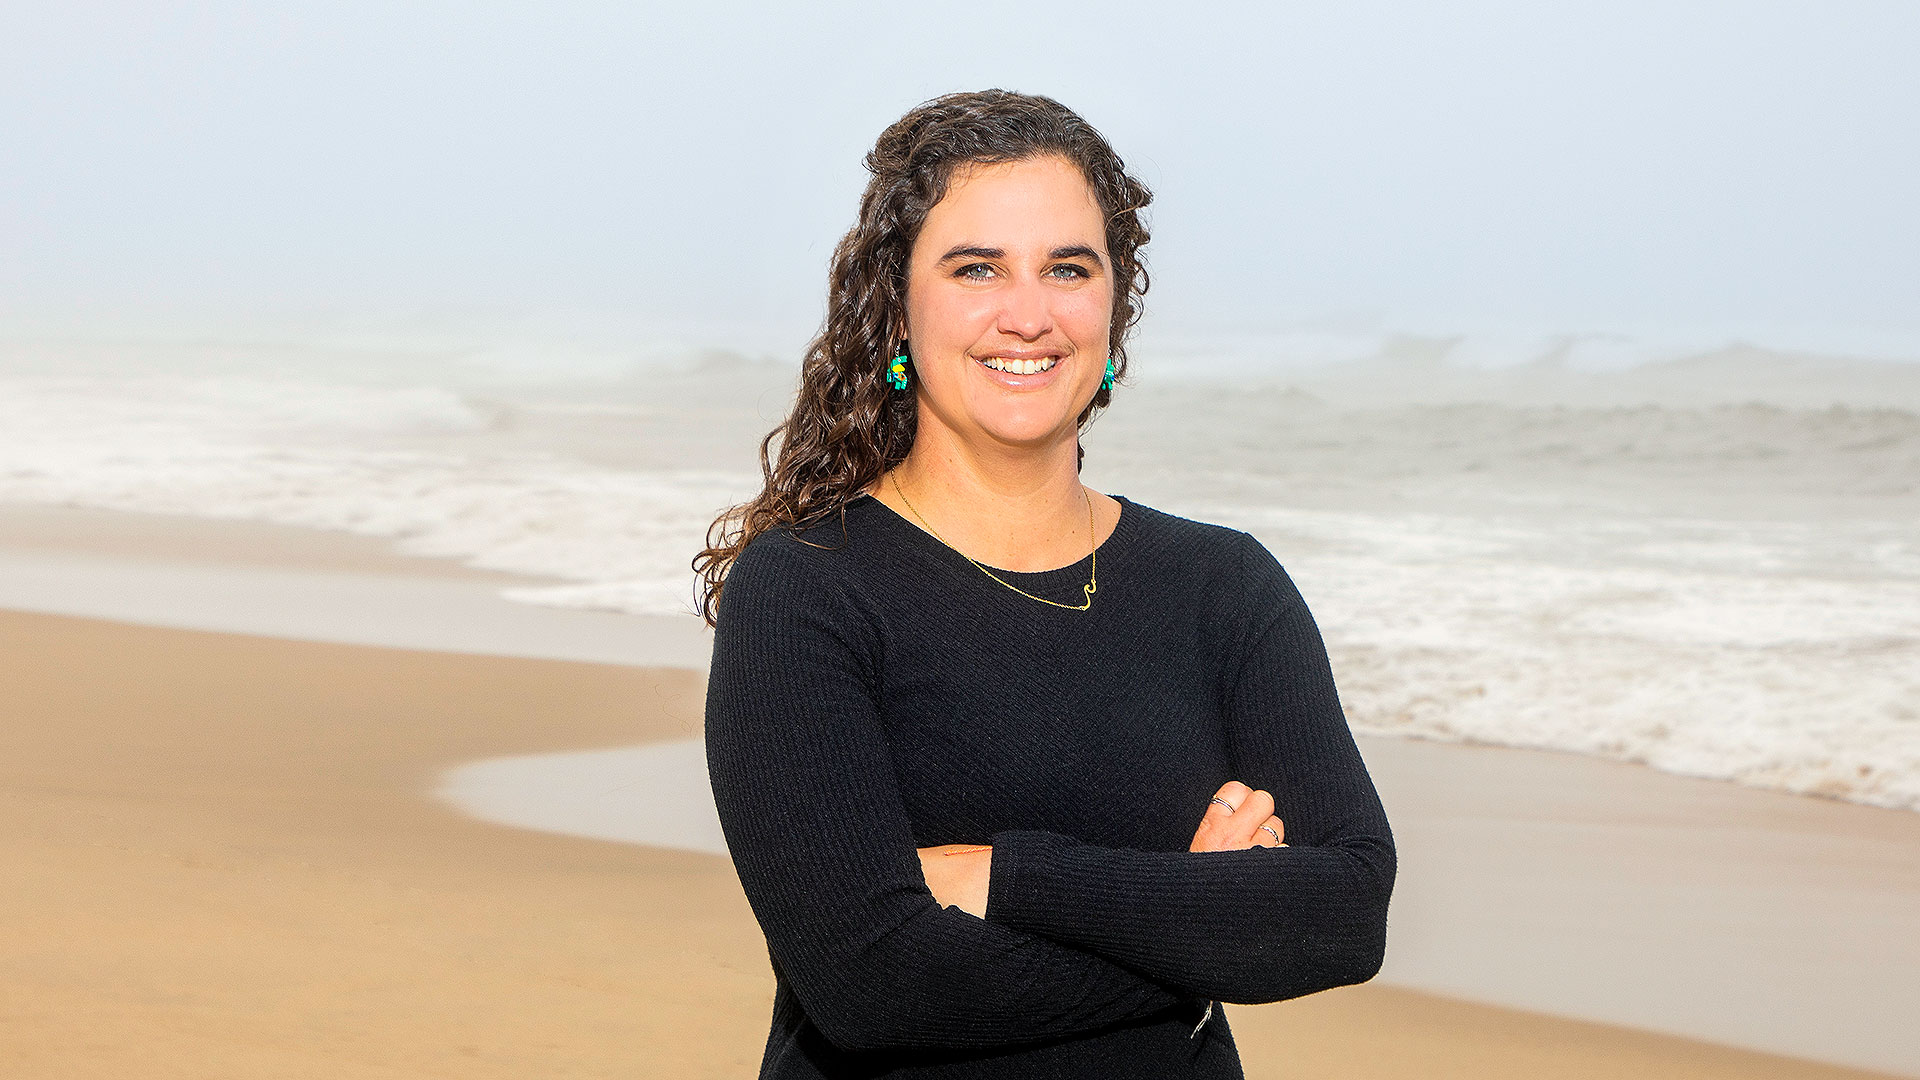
[980,357,1056,374]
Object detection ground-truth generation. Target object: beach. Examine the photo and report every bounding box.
[4,507,1914,1078]
[11,4,1919,1073]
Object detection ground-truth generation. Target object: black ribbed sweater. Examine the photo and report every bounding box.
[704,493,1395,1079]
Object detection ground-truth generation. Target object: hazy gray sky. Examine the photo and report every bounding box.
[4,1,1916,353]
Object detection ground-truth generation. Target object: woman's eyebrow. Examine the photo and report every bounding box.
[934,244,1107,264]
[937,245,1004,263]
[1048,244,1105,264]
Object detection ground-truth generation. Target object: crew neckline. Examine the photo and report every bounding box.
[852,491,1137,579]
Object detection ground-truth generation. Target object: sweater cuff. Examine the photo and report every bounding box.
[983,828,1067,931]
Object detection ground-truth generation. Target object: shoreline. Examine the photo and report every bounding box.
[0,503,715,669]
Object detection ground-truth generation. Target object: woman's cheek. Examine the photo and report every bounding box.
[1059,292,1114,346]
[913,289,996,344]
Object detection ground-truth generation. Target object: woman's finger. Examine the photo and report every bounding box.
[1192,781,1250,851]
[1254,815,1286,847]
[1224,788,1274,847]
[1241,788,1275,827]
[1206,780,1252,817]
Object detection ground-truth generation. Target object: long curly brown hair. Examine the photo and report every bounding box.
[693,89,1153,626]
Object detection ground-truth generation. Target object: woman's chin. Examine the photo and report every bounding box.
[967,411,1085,451]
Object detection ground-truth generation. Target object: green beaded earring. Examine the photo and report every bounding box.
[888,342,910,390]
[1101,357,1116,391]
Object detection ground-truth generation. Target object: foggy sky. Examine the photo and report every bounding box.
[3,1,1916,354]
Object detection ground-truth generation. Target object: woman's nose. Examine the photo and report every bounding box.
[995,276,1054,341]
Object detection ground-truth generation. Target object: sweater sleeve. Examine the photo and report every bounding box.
[982,531,1396,1005]
[703,536,1189,1053]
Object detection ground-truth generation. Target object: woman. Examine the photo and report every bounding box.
[696,90,1394,1079]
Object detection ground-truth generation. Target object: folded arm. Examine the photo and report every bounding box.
[981,533,1396,1004]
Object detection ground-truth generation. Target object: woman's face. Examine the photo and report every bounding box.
[903,154,1114,455]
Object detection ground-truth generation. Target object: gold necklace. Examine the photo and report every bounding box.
[890,472,1098,611]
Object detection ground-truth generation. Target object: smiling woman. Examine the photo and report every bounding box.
[694,89,1394,1079]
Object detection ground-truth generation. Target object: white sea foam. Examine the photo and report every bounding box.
[1209,508,1920,811]
[0,368,764,616]
[3,335,1916,810]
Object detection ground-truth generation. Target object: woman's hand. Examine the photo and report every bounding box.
[1190,780,1287,852]
[916,844,993,917]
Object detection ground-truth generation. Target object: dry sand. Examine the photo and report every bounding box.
[3,607,1902,1079]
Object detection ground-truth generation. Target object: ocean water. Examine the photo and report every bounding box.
[3,334,1916,811]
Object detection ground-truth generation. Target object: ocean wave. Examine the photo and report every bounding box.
[0,372,758,616]
[1210,511,1920,812]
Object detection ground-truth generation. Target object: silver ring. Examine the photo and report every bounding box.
[1209,797,1237,813]
[1259,824,1282,844]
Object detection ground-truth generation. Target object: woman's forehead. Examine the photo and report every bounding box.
[919,156,1105,251]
